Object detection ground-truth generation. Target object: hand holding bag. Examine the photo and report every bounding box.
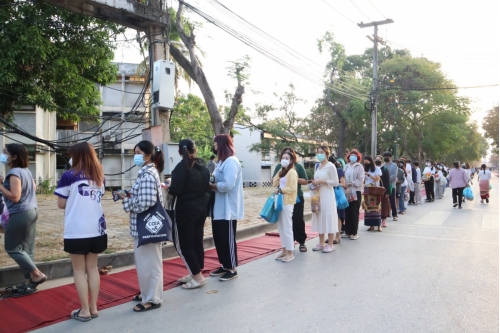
[274,192,284,212]
[137,188,173,247]
[260,194,279,223]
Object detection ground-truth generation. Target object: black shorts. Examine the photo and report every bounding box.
[64,234,108,255]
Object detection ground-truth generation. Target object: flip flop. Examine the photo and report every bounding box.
[133,302,161,312]
[71,309,91,322]
[182,279,207,290]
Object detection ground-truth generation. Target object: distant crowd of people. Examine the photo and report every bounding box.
[0,139,493,323]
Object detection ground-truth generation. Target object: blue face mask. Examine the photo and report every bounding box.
[316,154,325,162]
[134,154,145,167]
[349,155,358,163]
[0,153,9,165]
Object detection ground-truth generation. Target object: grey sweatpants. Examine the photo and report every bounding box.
[133,239,163,304]
[4,209,38,279]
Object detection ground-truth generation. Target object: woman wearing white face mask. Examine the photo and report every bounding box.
[115,140,165,312]
[342,149,364,240]
[422,160,435,202]
[272,152,298,261]
[310,145,339,252]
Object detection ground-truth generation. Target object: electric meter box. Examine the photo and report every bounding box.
[152,60,175,110]
[162,142,182,175]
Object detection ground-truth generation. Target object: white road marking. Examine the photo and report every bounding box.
[414,211,452,226]
[481,214,499,230]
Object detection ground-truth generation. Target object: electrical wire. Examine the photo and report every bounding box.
[386,39,499,58]
[384,84,499,91]
[368,0,387,19]
[349,0,371,22]
[178,0,367,100]
[320,0,357,24]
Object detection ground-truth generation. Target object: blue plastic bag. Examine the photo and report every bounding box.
[260,194,279,223]
[463,187,474,201]
[275,193,284,212]
[334,186,349,210]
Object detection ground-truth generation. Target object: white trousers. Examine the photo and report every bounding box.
[414,183,422,203]
[277,204,294,251]
[133,239,163,304]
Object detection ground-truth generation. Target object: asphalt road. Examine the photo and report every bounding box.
[37,177,499,333]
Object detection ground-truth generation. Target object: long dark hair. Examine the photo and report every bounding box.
[68,143,104,187]
[279,151,296,178]
[5,143,30,168]
[179,139,196,169]
[214,134,235,162]
[134,140,164,173]
[481,163,487,174]
[363,155,375,172]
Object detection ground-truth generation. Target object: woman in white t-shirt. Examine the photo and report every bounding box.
[477,164,492,203]
[55,143,106,322]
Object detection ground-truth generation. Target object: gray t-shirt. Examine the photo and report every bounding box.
[3,168,37,214]
[206,160,216,174]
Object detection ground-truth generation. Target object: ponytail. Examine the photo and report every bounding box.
[179,139,196,169]
[153,147,164,174]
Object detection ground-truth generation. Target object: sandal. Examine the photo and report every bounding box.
[26,275,47,289]
[133,302,162,312]
[182,279,207,290]
[71,309,91,322]
[275,253,285,260]
[332,239,340,244]
[377,228,382,232]
[132,294,142,302]
[367,227,374,231]
[12,286,37,298]
[299,244,307,252]
[176,275,192,284]
[393,217,398,221]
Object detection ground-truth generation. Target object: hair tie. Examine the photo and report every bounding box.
[154,146,160,153]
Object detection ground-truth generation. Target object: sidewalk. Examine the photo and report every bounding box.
[34,179,499,333]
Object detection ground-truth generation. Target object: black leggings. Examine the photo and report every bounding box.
[424,179,435,200]
[292,197,307,245]
[344,191,361,236]
[452,187,465,207]
[172,206,206,275]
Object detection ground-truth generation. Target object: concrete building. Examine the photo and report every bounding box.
[0,63,148,188]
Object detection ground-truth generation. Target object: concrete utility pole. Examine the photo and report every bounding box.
[358,19,394,157]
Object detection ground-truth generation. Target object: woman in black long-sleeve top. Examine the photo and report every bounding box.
[376,155,391,227]
[165,139,210,289]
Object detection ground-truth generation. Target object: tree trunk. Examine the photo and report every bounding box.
[338,116,346,158]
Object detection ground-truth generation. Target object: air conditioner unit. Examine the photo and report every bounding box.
[152,60,175,110]
[103,135,116,142]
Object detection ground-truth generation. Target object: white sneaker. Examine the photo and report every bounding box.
[341,233,350,238]
[350,234,359,240]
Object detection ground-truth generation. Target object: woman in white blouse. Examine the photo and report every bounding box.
[310,145,339,253]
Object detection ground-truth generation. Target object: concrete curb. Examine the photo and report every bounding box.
[0,220,286,288]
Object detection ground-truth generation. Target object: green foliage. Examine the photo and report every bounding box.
[482,105,499,152]
[37,179,56,194]
[240,84,316,159]
[0,2,124,120]
[170,93,214,150]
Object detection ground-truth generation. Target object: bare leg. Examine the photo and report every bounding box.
[70,254,91,318]
[85,253,100,317]
[318,234,325,245]
[327,233,334,246]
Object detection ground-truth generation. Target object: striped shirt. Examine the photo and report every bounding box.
[122,164,164,238]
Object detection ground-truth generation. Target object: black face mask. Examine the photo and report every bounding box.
[384,157,390,162]
[375,160,382,166]
[212,146,217,154]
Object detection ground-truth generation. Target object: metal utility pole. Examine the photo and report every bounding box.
[358,19,394,157]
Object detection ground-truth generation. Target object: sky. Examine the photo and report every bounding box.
[114,0,499,144]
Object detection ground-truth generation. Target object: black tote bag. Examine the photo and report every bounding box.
[137,189,173,248]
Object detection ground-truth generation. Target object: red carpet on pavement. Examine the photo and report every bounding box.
[0,225,319,333]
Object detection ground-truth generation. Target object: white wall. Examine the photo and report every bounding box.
[232,124,263,182]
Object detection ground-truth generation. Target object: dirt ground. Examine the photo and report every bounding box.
[0,187,311,268]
